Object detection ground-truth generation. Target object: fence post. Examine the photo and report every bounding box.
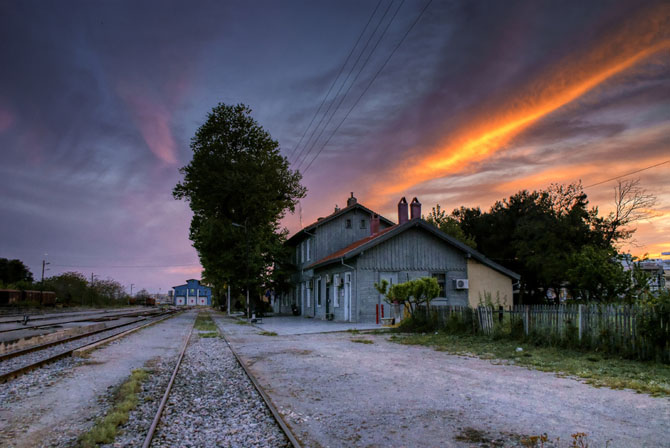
[524,305,530,336]
[578,304,584,342]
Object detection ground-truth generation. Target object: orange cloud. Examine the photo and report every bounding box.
[373,3,670,199]
[116,81,178,165]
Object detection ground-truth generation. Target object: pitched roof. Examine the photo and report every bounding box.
[307,218,520,280]
[287,202,395,244]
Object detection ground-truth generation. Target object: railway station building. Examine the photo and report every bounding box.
[172,279,213,306]
[281,193,520,324]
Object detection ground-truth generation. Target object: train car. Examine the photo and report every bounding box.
[41,291,56,306]
[0,289,57,306]
[0,289,21,305]
[145,297,156,306]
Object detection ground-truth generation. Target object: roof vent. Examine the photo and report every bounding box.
[347,192,357,207]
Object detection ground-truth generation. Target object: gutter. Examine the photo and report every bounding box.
[341,258,355,270]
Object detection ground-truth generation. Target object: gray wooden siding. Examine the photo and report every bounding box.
[357,228,467,272]
[313,209,390,262]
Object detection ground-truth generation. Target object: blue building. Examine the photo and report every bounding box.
[172,279,213,306]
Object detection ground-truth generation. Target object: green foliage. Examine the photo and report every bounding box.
[0,258,34,285]
[565,246,630,302]
[448,181,653,304]
[78,369,149,447]
[425,204,476,248]
[173,103,306,310]
[374,277,440,319]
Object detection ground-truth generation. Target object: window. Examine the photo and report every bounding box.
[317,278,322,307]
[301,241,306,262]
[360,219,366,229]
[431,273,446,297]
[345,219,352,229]
[306,284,311,307]
[306,238,311,261]
[296,245,300,264]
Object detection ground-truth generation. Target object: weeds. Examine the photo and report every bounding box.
[194,312,218,332]
[78,368,149,447]
[392,333,670,396]
[351,338,374,344]
[259,331,278,336]
[199,331,219,338]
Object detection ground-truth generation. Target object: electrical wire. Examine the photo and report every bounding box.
[292,0,397,168]
[583,159,669,188]
[286,0,384,162]
[301,0,433,174]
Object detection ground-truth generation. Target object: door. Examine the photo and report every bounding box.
[187,296,196,306]
[379,272,397,323]
[198,296,206,306]
[176,297,185,306]
[344,273,352,322]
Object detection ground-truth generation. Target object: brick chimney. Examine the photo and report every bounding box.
[347,192,357,207]
[371,213,380,235]
[410,197,421,220]
[398,197,408,225]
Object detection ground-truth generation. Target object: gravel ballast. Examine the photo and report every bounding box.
[149,324,290,448]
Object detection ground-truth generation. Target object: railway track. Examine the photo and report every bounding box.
[141,311,300,448]
[0,308,167,334]
[0,310,178,383]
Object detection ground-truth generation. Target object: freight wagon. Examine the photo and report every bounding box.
[0,289,57,306]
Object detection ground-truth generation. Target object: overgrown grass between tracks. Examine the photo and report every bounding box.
[77,368,149,447]
[194,311,218,333]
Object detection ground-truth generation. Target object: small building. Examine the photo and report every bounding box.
[283,193,520,323]
[172,279,213,306]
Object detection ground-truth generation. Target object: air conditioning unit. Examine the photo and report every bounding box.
[453,279,469,290]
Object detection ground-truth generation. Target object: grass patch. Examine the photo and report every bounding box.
[351,338,374,344]
[194,312,218,332]
[259,331,278,336]
[391,333,670,397]
[236,320,250,325]
[199,331,219,338]
[78,368,149,447]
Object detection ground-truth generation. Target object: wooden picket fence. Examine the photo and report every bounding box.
[424,304,670,362]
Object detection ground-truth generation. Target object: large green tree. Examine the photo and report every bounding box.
[449,182,636,304]
[173,103,306,311]
[0,258,33,286]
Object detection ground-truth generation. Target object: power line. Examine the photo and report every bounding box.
[292,0,397,168]
[583,159,669,188]
[302,0,433,174]
[286,0,384,162]
[53,263,201,269]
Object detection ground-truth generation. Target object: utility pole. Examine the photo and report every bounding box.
[41,256,50,284]
[130,283,134,306]
[227,283,231,316]
[90,273,97,307]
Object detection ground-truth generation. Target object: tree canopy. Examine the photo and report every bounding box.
[0,258,34,286]
[173,103,306,307]
[444,180,654,304]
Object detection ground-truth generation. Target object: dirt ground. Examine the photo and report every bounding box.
[216,317,670,448]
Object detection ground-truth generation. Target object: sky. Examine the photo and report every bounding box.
[1,0,668,293]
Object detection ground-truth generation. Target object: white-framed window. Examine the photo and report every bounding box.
[333,274,340,307]
[316,277,322,307]
[306,238,311,261]
[306,283,311,307]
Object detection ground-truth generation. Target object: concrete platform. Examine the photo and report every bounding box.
[244,316,381,335]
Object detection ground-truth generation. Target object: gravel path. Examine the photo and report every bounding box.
[0,314,168,377]
[149,321,290,448]
[215,315,670,448]
[0,311,194,448]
